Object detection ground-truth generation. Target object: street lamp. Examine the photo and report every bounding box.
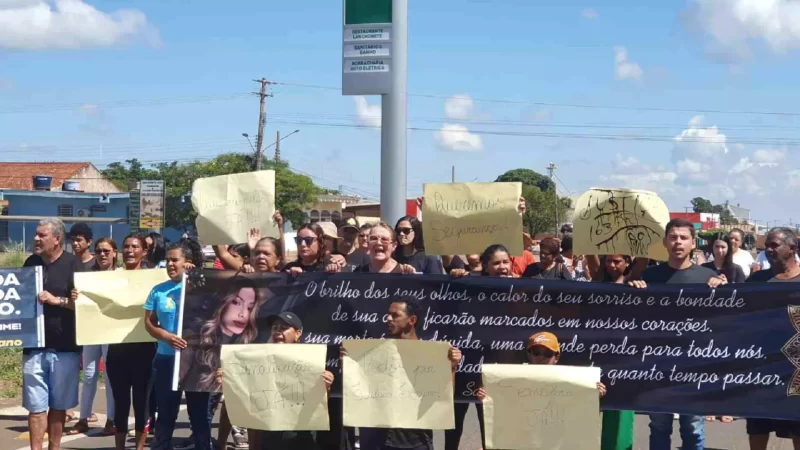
[241,133,256,152]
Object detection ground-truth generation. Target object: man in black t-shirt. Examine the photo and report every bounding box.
[22,218,84,450]
[357,297,462,450]
[628,218,725,450]
[337,218,371,272]
[745,228,800,449]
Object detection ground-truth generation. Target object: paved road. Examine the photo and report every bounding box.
[0,384,795,449]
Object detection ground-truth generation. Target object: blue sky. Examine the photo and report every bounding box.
[2,0,800,225]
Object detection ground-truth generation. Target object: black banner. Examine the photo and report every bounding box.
[0,267,42,348]
[177,271,800,420]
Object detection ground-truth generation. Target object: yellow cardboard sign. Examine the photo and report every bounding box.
[75,269,168,345]
[342,339,455,429]
[573,187,669,260]
[221,343,330,431]
[192,170,280,245]
[422,182,523,256]
[482,364,601,450]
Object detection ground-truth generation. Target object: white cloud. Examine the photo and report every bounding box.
[684,0,800,61]
[601,117,799,213]
[79,103,99,116]
[353,96,381,128]
[435,124,483,152]
[582,8,599,20]
[444,94,474,121]
[614,47,643,81]
[0,0,158,50]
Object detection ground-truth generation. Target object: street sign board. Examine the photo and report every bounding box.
[342,0,393,95]
[129,190,141,235]
[139,180,165,230]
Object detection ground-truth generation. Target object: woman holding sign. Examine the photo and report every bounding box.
[284,223,340,274]
[104,235,158,450]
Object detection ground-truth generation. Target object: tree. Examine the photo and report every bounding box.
[520,185,571,236]
[495,168,555,192]
[690,197,713,213]
[102,154,323,231]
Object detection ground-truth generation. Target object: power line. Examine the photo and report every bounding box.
[0,93,251,115]
[274,81,800,118]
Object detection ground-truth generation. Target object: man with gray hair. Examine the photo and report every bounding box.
[22,218,85,450]
[745,227,800,449]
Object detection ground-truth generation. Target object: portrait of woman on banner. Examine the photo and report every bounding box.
[177,275,270,392]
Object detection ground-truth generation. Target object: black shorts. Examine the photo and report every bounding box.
[746,418,800,437]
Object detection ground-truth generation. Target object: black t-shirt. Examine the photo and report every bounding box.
[641,263,717,284]
[393,250,444,274]
[78,256,96,272]
[521,263,572,280]
[341,250,372,273]
[747,269,800,283]
[23,251,84,353]
[282,259,328,273]
[445,255,466,273]
[353,263,403,274]
[701,262,746,283]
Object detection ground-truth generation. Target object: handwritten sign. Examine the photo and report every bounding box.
[191,170,279,245]
[221,343,329,431]
[482,364,601,450]
[342,339,454,429]
[422,182,523,256]
[75,269,168,345]
[573,187,669,261]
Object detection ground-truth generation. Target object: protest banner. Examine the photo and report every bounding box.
[482,364,601,450]
[0,267,43,348]
[572,187,670,261]
[422,182,523,256]
[177,271,800,420]
[342,339,454,429]
[221,343,330,431]
[74,269,168,345]
[191,170,279,245]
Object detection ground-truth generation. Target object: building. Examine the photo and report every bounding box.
[0,162,123,193]
[0,163,130,251]
[343,199,421,224]
[304,193,363,226]
[724,201,751,223]
[669,212,720,230]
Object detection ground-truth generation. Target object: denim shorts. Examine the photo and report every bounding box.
[23,350,81,413]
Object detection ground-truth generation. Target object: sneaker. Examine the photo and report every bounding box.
[232,431,248,449]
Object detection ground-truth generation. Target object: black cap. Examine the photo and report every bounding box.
[339,217,360,232]
[269,311,303,330]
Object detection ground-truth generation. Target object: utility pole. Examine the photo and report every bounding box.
[451,166,455,183]
[252,78,274,170]
[274,131,281,162]
[547,162,559,234]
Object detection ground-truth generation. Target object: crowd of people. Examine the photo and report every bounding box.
[17,193,800,450]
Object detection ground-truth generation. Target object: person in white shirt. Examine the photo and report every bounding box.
[707,228,754,278]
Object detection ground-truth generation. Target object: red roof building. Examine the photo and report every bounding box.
[0,162,123,193]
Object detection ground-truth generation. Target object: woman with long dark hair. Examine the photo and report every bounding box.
[284,223,341,274]
[145,232,167,268]
[393,215,444,274]
[702,233,746,283]
[707,227,754,278]
[104,235,157,450]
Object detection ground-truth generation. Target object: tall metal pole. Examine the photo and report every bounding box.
[380,0,408,225]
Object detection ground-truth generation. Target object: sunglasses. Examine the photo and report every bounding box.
[369,236,392,245]
[396,227,413,236]
[528,348,557,358]
[294,236,316,246]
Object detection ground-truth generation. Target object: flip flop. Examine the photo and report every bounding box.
[66,421,89,435]
[85,413,99,423]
